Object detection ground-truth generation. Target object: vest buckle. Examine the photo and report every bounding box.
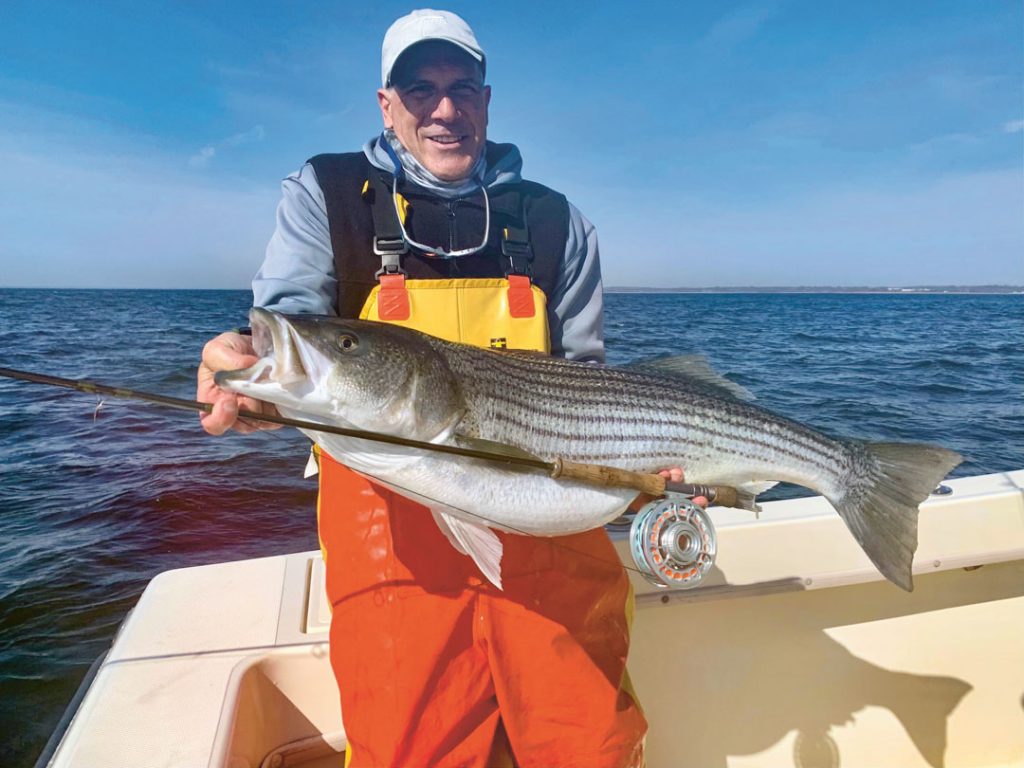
[501,239,533,278]
[373,236,408,256]
[374,245,408,279]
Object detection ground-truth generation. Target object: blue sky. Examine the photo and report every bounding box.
[1,1,1021,289]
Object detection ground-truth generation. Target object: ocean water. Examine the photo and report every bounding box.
[0,288,1021,765]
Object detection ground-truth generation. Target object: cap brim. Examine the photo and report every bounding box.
[386,38,485,86]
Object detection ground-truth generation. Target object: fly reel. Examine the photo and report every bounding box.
[629,496,717,588]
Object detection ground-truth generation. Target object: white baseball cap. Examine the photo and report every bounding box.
[381,9,486,87]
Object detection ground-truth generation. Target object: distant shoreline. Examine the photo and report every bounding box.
[606,286,1024,295]
[2,285,1023,295]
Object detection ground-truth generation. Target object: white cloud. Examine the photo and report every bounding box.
[907,131,981,155]
[1003,119,1024,134]
[698,4,779,54]
[188,124,265,168]
[223,124,266,147]
[188,145,216,167]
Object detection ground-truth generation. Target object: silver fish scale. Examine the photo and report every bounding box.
[431,340,855,492]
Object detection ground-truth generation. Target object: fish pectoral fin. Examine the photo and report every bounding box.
[431,510,468,555]
[431,510,504,590]
[303,449,320,478]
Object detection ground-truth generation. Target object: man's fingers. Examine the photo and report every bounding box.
[196,364,222,403]
[202,333,259,374]
[200,392,282,435]
[197,356,238,435]
[656,467,684,483]
[235,397,283,431]
[197,332,280,436]
[236,395,282,427]
[200,394,236,436]
[653,466,708,507]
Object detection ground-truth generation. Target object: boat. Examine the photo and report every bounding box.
[35,469,1024,768]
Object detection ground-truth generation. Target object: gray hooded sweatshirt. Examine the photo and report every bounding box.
[252,135,605,362]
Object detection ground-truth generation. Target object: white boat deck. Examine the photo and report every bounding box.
[42,470,1024,768]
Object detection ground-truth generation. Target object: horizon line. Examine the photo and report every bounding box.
[2,285,1022,294]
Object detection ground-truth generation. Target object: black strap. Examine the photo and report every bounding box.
[494,191,534,278]
[368,172,408,276]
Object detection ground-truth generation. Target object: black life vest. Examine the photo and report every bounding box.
[307,143,570,319]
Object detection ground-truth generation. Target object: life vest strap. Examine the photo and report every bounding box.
[500,206,534,278]
[369,172,409,277]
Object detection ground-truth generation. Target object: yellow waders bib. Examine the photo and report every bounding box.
[360,274,550,351]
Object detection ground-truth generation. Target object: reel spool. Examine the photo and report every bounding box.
[629,496,717,589]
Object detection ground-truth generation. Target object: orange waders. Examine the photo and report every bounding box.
[316,194,646,766]
[320,456,647,768]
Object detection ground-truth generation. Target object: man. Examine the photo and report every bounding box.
[198,10,652,767]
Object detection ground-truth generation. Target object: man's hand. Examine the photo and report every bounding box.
[657,467,709,507]
[197,331,281,435]
[628,467,708,513]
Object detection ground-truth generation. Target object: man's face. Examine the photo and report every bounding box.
[378,42,490,181]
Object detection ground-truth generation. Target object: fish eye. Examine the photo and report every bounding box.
[338,333,359,352]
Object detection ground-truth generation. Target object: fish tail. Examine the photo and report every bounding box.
[829,442,963,591]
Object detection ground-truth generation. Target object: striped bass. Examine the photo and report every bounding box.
[216,308,962,591]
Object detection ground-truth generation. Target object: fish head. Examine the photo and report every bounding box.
[215,309,464,440]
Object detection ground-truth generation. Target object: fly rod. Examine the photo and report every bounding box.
[0,366,737,505]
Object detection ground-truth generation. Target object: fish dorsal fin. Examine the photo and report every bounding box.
[431,510,504,589]
[627,355,755,401]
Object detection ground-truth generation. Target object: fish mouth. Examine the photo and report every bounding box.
[215,308,316,392]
